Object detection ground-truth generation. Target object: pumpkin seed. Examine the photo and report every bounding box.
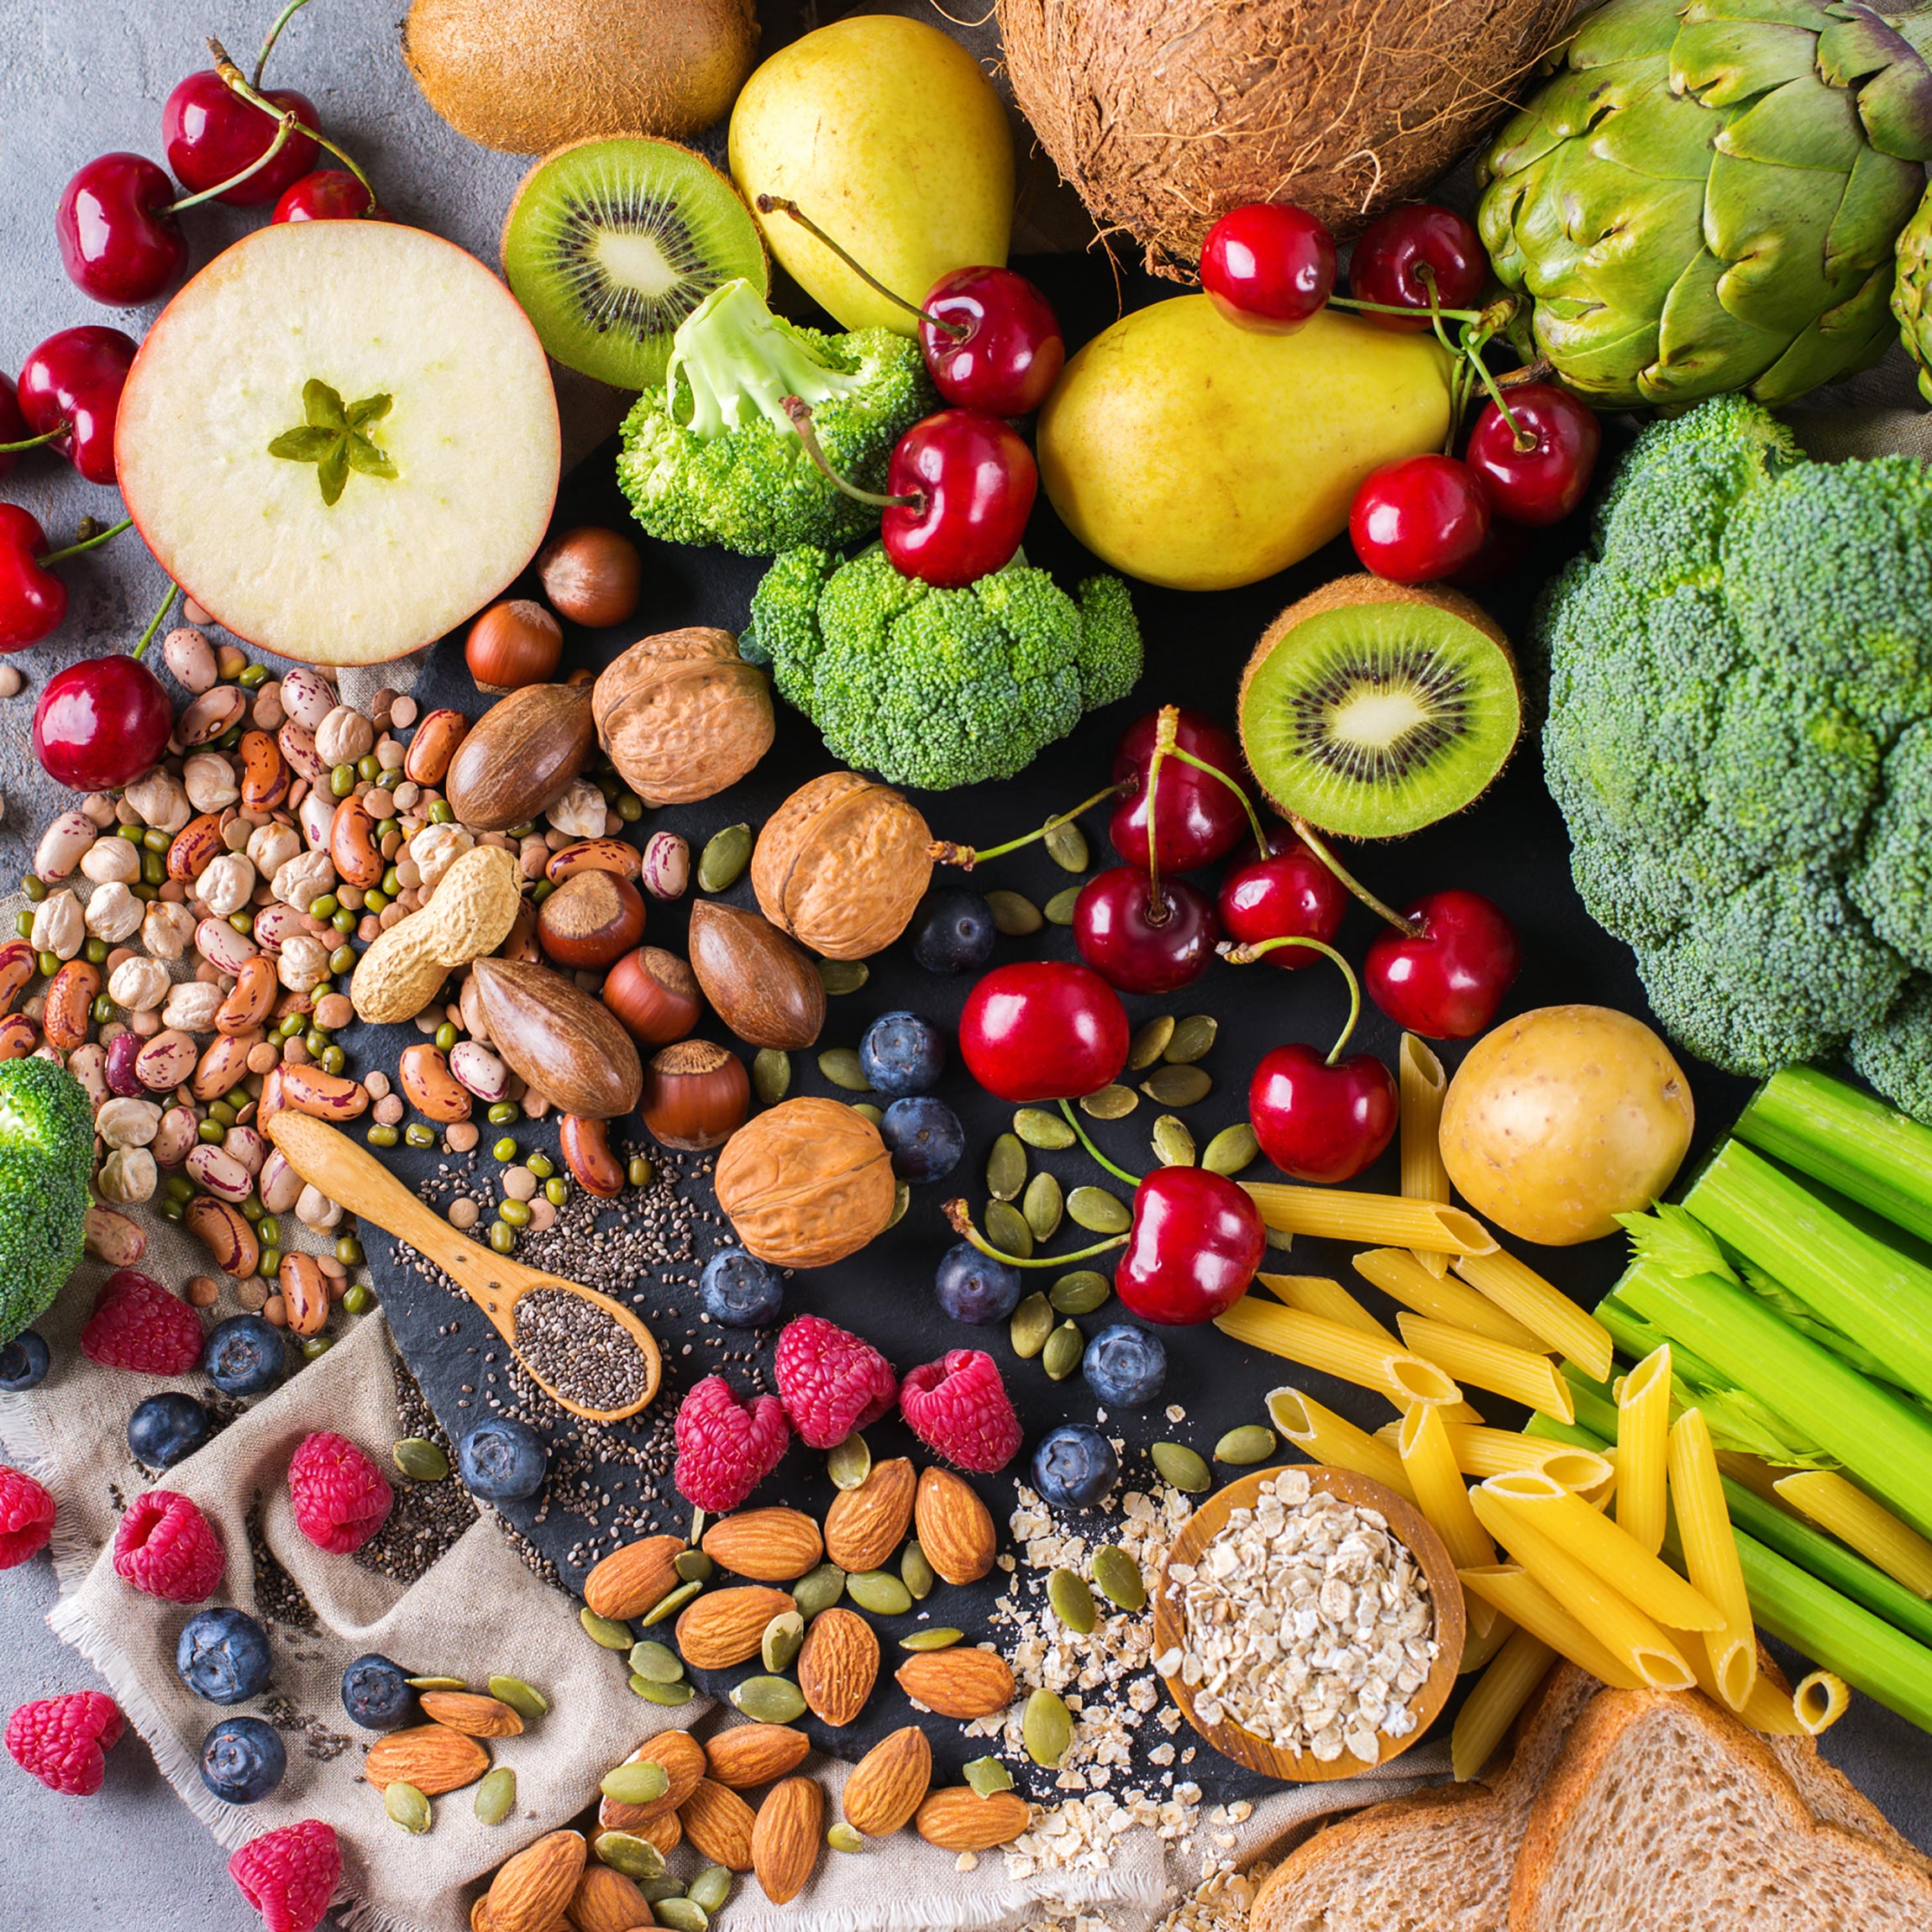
[386,1781,432,1834]
[1022,1688,1074,1767]
[690,1507,707,1544]
[731,1675,808,1723]
[900,1540,935,1601]
[1049,1270,1110,1316]
[601,1759,672,1806]
[1043,885,1081,926]
[404,1676,465,1692]
[596,1831,667,1882]
[1022,1170,1063,1242]
[1203,1122,1260,1177]
[1042,1320,1083,1382]
[629,1675,694,1705]
[984,1199,1033,1259]
[688,1865,732,1914]
[818,1047,870,1091]
[762,1610,805,1673]
[1152,1114,1196,1168]
[848,1569,913,1616]
[1215,1424,1278,1466]
[852,1102,883,1126]
[886,1180,910,1229]
[816,958,869,995]
[640,1879,687,1904]
[985,889,1043,937]
[1164,1014,1218,1063]
[1066,1185,1131,1234]
[391,1436,449,1483]
[827,1822,865,1853]
[657,1893,710,1929]
[1142,1065,1212,1107]
[488,1674,549,1720]
[985,1132,1027,1201]
[794,1562,847,1620]
[628,1640,685,1685]
[474,1766,516,1825]
[963,1756,1016,1798]
[1091,1545,1147,1611]
[1043,818,1089,872]
[1264,1222,1296,1252]
[1127,1015,1175,1071]
[675,1549,715,1584]
[638,1580,702,1627]
[899,1627,963,1651]
[827,1433,872,1490]
[1152,1441,1212,1494]
[1047,1567,1096,1634]
[696,824,752,894]
[1011,1292,1053,1359]
[580,1608,634,1651]
[1079,1083,1138,1121]
[752,1047,790,1106]
[1013,1106,1075,1150]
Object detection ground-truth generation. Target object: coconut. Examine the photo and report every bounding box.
[995,0,1570,267]
[403,0,759,154]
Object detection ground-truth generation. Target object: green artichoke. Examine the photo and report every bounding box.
[1477,0,1932,408]
[1896,181,1932,397]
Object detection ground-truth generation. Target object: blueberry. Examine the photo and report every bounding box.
[1031,1425,1120,1509]
[0,1331,50,1391]
[1082,1324,1168,1408]
[858,1011,948,1097]
[456,1417,548,1502]
[699,1249,784,1329]
[177,1607,275,1705]
[199,1715,286,1804]
[205,1315,286,1398]
[341,1652,416,1730]
[909,886,996,974]
[129,1392,213,1469]
[935,1242,1023,1324]
[880,1095,964,1184]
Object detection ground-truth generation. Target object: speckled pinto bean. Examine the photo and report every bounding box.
[186,1195,259,1280]
[196,918,259,977]
[104,1032,144,1097]
[239,729,291,810]
[83,1204,145,1267]
[134,1029,198,1092]
[43,961,100,1050]
[151,1106,199,1168]
[546,838,641,884]
[278,718,328,785]
[223,1125,267,1174]
[176,685,247,746]
[258,1149,302,1215]
[252,902,307,955]
[0,1014,37,1061]
[559,1114,625,1198]
[277,1063,370,1121]
[331,796,385,889]
[403,708,468,785]
[186,1142,255,1203]
[34,811,97,882]
[0,939,34,1011]
[398,1043,470,1122]
[218,956,279,1036]
[280,1253,330,1336]
[279,666,335,732]
[66,1042,108,1106]
[192,1034,257,1102]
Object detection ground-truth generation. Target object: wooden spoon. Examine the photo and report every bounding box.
[1152,1463,1465,1782]
[265,1110,660,1423]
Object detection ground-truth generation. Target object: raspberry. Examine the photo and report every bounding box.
[674,1375,791,1512]
[772,1315,898,1450]
[114,1489,225,1603]
[900,1349,1023,1473]
[5,1691,123,1795]
[287,1431,393,1555]
[229,1819,343,1932]
[81,1269,203,1375]
[0,1465,55,1570]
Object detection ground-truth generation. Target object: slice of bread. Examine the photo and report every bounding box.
[1509,1689,1932,1930]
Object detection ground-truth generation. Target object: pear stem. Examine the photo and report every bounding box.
[754,196,968,340]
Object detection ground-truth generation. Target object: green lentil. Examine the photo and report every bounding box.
[336,1236,364,1266]
[498,1198,533,1228]
[617,794,643,823]
[487,1221,514,1254]
[404,1123,435,1149]
[20,874,46,902]
[310,894,339,921]
[84,936,108,966]
[301,1335,333,1361]
[238,662,269,689]
[343,1284,375,1316]
[526,1152,554,1179]
[258,1247,284,1279]
[487,1101,517,1125]
[367,1124,400,1149]
[330,764,356,797]
[627,1156,652,1189]
[428,799,454,824]
[492,1136,517,1161]
[89,994,113,1024]
[434,1021,458,1052]
[35,951,59,980]
[545,1177,569,1207]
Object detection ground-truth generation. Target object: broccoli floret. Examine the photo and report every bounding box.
[1850,976,1932,1122]
[745,544,1143,790]
[0,1057,93,1344]
[617,278,936,557]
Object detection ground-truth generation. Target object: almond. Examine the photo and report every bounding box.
[420,1691,525,1739]
[915,1787,1030,1852]
[365,1723,491,1795]
[633,1808,680,1856]
[701,1507,825,1583]
[753,1775,824,1904]
[914,1467,997,1585]
[703,1723,811,1790]
[822,1457,916,1573]
[841,1725,932,1838]
[796,1606,879,1730]
[584,1534,685,1620]
[675,1585,797,1671]
[565,1863,651,1932]
[598,1727,706,1830]
[487,1829,586,1932]
[678,1777,757,1872]
[895,1646,1016,1720]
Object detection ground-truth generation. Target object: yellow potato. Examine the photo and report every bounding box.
[1440,1006,1693,1247]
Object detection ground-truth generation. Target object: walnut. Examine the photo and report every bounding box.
[751,772,933,960]
[591,627,774,806]
[714,1097,897,1268]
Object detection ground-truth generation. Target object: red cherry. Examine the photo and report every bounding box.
[1074,869,1218,995]
[1115,1168,1266,1326]
[1350,205,1487,328]
[958,962,1130,1104]
[17,327,138,486]
[1465,383,1601,527]
[880,408,1036,587]
[1249,1042,1399,1184]
[34,654,174,790]
[0,508,68,652]
[920,268,1064,417]
[1110,707,1250,873]
[163,71,319,207]
[0,375,30,481]
[1217,827,1348,965]
[1350,454,1489,584]
[273,169,390,223]
[1364,889,1520,1039]
[1199,203,1337,333]
[56,154,186,307]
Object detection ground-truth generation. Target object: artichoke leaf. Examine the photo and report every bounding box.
[1753,259,1898,399]
[1573,0,1685,67]
[1672,12,1830,103]
[1715,71,1865,165]
[1704,153,1846,333]
[1824,143,1928,274]
[1649,249,1788,399]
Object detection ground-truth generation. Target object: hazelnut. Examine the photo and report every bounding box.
[466,598,563,693]
[601,946,703,1048]
[536,870,647,970]
[536,526,643,629]
[639,1039,749,1151]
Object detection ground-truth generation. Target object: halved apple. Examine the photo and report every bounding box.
[116,221,560,666]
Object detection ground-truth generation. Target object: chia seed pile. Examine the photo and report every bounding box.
[512,1285,654,1413]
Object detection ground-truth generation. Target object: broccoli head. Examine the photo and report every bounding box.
[0,1056,93,1344]
[617,278,936,557]
[742,545,1143,790]
[1539,394,1932,1116]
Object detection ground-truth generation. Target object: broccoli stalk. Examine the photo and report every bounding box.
[667,279,866,439]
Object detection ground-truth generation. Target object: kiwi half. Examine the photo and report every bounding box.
[1238,575,1521,838]
[501,136,767,391]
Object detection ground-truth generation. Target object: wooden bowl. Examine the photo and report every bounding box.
[1152,1463,1465,1782]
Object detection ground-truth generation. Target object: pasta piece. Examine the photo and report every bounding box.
[1666,1631,1805,1733]
[1617,1345,1672,1557]
[1397,1313,1576,1422]
[1399,1404,1499,1635]
[1457,1613,1518,1675]
[1398,1036,1452,1278]
[1451,1248,1615,1380]
[1264,1386,1416,1502]
[1457,1564,1646,1690]
[1451,1627,1558,1780]
[1773,1470,1932,1599]
[1354,1247,1546,1352]
[1256,1272,1397,1341]
[1667,1408,1757,1713]
[1215,1298,1462,1408]
[1794,1671,1851,1735]
[1242,1183,1495,1256]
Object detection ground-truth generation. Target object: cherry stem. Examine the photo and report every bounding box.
[0,425,66,455]
[928,781,1126,869]
[1163,743,1271,856]
[252,0,313,87]
[1142,706,1176,921]
[1057,1100,1143,1189]
[166,108,299,213]
[209,36,381,212]
[945,1197,1130,1269]
[130,581,180,663]
[755,197,969,342]
[782,396,921,512]
[39,517,134,567]
[1215,933,1365,1067]
[1328,294,1483,325]
[1285,815,1420,938]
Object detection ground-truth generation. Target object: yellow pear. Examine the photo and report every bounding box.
[1037,298,1455,591]
[728,17,1013,335]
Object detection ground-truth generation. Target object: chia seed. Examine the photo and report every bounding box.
[351,1349,479,1588]
[513,1286,656,1413]
[248,1497,318,1632]
[260,1695,353,1762]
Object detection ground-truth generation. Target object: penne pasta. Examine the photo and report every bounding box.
[1353,1247,1547,1352]
[1451,1627,1559,1780]
[1617,1345,1672,1557]
[1398,1313,1577,1422]
[1215,1298,1463,1408]
[1667,1633,1806,1733]
[1773,1470,1932,1599]
[1242,1183,1496,1256]
[1398,1036,1452,1278]
[1264,1386,1417,1503]
[1451,1248,1615,1381]
[1458,1564,1647,1690]
[1457,1612,1518,1675]
[1256,1272,1397,1341]
[1794,1671,1851,1735]
[1399,1404,1499,1636]
[1667,1408,1758,1713]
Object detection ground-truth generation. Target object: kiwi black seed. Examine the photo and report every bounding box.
[501,136,767,392]
[1238,576,1522,838]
